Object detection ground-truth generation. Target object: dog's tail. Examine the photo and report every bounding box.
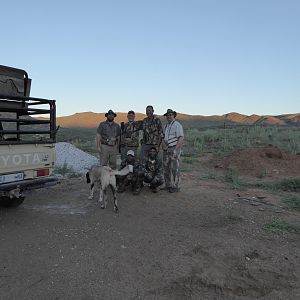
[111,165,131,177]
[86,172,91,183]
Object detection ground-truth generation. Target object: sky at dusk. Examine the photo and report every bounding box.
[2,0,299,117]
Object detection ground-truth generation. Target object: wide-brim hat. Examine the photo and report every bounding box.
[164,109,177,117]
[105,109,117,117]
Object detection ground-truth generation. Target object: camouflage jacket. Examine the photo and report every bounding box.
[120,121,143,147]
[142,157,163,177]
[142,116,163,145]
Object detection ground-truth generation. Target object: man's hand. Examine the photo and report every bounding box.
[97,145,102,154]
[128,164,134,173]
[96,134,102,154]
[173,148,180,159]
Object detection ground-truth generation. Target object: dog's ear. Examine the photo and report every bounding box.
[86,172,91,184]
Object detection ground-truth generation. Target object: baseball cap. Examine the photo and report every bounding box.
[127,150,135,156]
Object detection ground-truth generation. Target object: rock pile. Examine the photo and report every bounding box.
[55,142,98,174]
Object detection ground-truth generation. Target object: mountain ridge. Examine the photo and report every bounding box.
[53,111,300,128]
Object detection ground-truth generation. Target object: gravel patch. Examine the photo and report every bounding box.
[55,142,98,174]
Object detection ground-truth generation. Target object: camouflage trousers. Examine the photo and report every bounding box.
[100,144,118,169]
[143,172,164,189]
[117,172,142,192]
[163,146,181,189]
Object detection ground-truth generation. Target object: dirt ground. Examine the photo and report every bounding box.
[0,150,300,300]
[212,144,300,179]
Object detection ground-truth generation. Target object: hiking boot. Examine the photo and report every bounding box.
[168,187,179,193]
[151,186,158,193]
[133,186,141,195]
[160,186,170,191]
[117,186,125,193]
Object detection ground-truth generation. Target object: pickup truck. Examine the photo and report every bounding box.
[0,65,58,207]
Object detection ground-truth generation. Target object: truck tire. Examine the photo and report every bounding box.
[0,196,25,208]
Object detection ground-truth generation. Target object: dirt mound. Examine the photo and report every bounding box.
[214,145,300,178]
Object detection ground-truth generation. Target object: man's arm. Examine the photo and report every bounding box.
[96,133,101,153]
[135,120,143,131]
[116,124,121,152]
[157,118,163,150]
[176,136,184,151]
[120,159,126,170]
[174,122,184,156]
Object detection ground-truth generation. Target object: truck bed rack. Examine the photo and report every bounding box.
[0,95,57,144]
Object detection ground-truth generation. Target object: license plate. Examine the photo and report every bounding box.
[0,172,24,184]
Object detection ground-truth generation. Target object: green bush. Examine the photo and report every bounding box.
[54,162,77,176]
[274,177,300,192]
[284,196,300,211]
[202,172,217,180]
[224,166,241,189]
[264,220,300,234]
[56,125,300,157]
[184,126,300,155]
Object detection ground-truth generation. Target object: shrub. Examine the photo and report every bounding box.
[284,196,300,211]
[275,177,300,192]
[54,162,77,177]
[264,220,300,234]
[224,166,241,189]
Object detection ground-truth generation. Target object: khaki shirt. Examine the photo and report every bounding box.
[97,121,121,146]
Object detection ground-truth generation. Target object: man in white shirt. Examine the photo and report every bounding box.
[162,109,184,193]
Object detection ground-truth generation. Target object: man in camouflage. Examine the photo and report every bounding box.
[162,109,184,193]
[140,105,163,162]
[117,150,143,195]
[120,110,143,161]
[141,147,164,193]
[96,109,121,169]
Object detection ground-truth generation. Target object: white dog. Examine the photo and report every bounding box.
[86,165,131,212]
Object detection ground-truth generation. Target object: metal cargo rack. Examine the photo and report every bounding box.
[0,95,57,144]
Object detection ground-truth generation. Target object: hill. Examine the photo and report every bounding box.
[52,111,300,128]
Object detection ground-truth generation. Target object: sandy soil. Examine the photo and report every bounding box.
[0,153,299,300]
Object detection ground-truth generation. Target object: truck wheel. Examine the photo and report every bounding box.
[0,196,25,208]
